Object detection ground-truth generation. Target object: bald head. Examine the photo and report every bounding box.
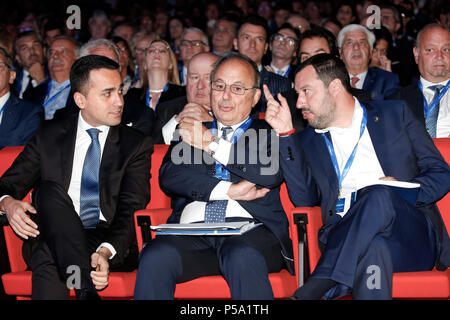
[186,52,219,107]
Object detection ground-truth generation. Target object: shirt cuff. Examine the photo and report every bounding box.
[209,181,232,201]
[212,138,233,165]
[162,116,179,145]
[0,195,12,215]
[96,242,117,260]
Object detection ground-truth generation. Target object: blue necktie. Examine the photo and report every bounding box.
[80,128,101,229]
[204,127,233,223]
[426,84,444,138]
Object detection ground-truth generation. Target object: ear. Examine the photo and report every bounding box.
[263,42,268,54]
[328,78,343,97]
[8,70,16,85]
[73,91,86,110]
[251,88,262,108]
[233,38,239,51]
[413,46,419,65]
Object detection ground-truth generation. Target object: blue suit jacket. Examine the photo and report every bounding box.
[362,67,399,100]
[257,68,292,112]
[279,99,450,269]
[0,93,44,149]
[159,117,294,273]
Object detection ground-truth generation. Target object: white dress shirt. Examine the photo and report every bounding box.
[420,77,450,138]
[0,91,10,124]
[349,70,368,90]
[179,119,254,223]
[315,98,385,216]
[67,112,116,257]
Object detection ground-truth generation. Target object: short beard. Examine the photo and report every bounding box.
[308,92,336,129]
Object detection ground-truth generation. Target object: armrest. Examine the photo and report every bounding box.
[134,208,172,251]
[287,206,322,287]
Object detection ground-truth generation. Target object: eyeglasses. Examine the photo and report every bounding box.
[211,80,258,95]
[0,62,11,72]
[180,40,206,48]
[272,33,298,47]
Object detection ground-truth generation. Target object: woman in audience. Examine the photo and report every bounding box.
[370,26,393,72]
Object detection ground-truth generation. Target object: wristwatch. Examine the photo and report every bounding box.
[207,136,220,156]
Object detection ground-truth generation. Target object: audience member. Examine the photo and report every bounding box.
[211,16,238,56]
[179,28,210,85]
[268,24,300,81]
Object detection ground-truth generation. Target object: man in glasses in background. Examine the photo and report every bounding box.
[179,28,210,85]
[268,24,301,82]
[134,52,293,300]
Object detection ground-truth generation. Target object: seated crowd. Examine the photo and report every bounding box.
[0,0,449,300]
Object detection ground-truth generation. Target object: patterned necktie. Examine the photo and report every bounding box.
[351,76,360,88]
[80,128,101,229]
[425,84,444,138]
[204,126,233,223]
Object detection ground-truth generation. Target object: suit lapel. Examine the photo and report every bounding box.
[0,95,20,132]
[362,67,375,93]
[58,116,78,190]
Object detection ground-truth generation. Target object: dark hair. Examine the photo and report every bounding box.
[210,52,261,88]
[14,30,42,55]
[372,26,393,54]
[299,26,339,58]
[296,53,351,92]
[0,47,13,69]
[239,15,270,40]
[70,55,119,95]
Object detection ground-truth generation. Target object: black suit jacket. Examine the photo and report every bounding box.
[387,80,426,127]
[0,114,153,264]
[256,68,292,113]
[159,117,294,273]
[151,96,188,144]
[0,94,44,149]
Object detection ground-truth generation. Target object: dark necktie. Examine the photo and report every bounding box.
[80,128,101,229]
[204,126,233,223]
[425,84,444,138]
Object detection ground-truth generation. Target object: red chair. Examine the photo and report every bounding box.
[290,137,450,299]
[0,144,170,299]
[134,169,299,299]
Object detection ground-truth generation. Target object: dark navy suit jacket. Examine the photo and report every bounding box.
[256,68,292,112]
[279,99,450,269]
[362,67,399,100]
[0,93,44,149]
[159,117,294,273]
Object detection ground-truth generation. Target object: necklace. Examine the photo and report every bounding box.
[148,89,164,93]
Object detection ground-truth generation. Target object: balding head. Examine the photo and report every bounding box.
[186,52,218,107]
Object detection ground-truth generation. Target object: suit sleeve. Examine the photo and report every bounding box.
[104,135,153,262]
[19,102,45,145]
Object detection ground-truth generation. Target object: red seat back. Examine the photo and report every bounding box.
[434,138,450,231]
[146,144,170,209]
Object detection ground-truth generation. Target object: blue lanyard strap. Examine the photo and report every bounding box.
[418,80,450,118]
[321,104,368,191]
[211,116,253,180]
[0,98,8,118]
[43,80,71,107]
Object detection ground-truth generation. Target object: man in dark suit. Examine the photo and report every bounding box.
[12,31,48,99]
[24,35,78,120]
[233,15,292,112]
[0,55,153,300]
[0,48,43,149]
[134,52,293,300]
[338,24,399,100]
[266,54,450,299]
[154,52,218,144]
[388,23,449,138]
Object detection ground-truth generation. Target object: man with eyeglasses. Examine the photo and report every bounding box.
[233,15,292,113]
[0,47,43,149]
[211,16,238,56]
[268,24,300,82]
[24,35,79,120]
[134,52,293,300]
[179,28,210,85]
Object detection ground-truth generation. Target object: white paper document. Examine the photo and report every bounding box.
[151,221,262,236]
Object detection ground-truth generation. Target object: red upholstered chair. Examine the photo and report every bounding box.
[0,144,169,300]
[291,138,450,299]
[134,168,299,299]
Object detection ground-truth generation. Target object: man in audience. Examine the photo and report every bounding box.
[12,31,48,99]
[154,52,218,144]
[211,16,238,56]
[268,24,300,82]
[265,53,450,300]
[338,24,399,100]
[0,55,152,300]
[134,52,293,299]
[179,28,210,85]
[388,23,449,138]
[0,47,43,148]
[233,15,291,112]
[24,35,78,120]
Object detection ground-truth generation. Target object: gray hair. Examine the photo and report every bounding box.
[337,24,375,49]
[79,38,121,65]
[181,27,209,47]
[48,35,80,58]
[88,10,111,28]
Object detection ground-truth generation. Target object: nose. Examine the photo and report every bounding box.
[352,42,361,50]
[197,78,206,90]
[296,92,306,109]
[222,85,233,100]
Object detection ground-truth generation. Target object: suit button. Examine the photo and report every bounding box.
[328,210,333,216]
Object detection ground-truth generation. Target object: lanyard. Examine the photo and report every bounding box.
[418,80,450,118]
[145,83,169,108]
[211,116,253,181]
[43,80,71,107]
[321,104,368,192]
[0,97,8,118]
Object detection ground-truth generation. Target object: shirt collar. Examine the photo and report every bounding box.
[78,111,110,136]
[420,76,449,90]
[270,63,290,74]
[315,97,362,134]
[0,91,10,108]
[217,116,250,137]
